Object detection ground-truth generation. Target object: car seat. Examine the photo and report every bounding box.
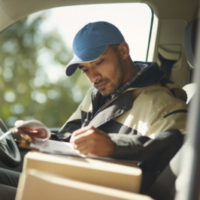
[182,18,200,105]
[145,18,199,200]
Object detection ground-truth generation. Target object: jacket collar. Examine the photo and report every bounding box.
[89,89,134,128]
[89,62,165,127]
[132,62,165,87]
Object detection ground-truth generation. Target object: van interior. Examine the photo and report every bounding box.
[0,0,200,199]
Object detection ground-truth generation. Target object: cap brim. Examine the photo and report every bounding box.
[65,44,108,76]
[65,55,83,76]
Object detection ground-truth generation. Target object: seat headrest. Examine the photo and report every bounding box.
[184,18,200,68]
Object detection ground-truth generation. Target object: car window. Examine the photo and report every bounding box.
[0,3,152,128]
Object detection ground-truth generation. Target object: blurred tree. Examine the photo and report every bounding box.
[0,12,90,128]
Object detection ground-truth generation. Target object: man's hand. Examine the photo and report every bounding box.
[70,126,114,157]
[13,120,50,142]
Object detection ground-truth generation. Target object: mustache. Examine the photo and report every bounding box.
[93,79,109,87]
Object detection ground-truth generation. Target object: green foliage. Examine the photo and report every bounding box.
[0,12,90,128]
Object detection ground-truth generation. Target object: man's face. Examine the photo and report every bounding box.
[78,45,126,96]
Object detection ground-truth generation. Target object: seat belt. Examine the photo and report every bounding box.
[158,53,177,80]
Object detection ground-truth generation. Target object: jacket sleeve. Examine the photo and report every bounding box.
[131,86,188,138]
[53,87,94,141]
[109,129,184,172]
[108,87,187,168]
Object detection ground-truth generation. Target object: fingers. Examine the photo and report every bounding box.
[70,126,109,142]
[15,120,25,127]
[70,126,96,153]
[13,126,48,139]
[20,128,47,138]
[13,128,23,135]
[73,140,94,155]
[13,120,50,144]
[70,126,114,156]
[70,128,95,144]
[70,126,93,143]
[72,126,94,137]
[79,147,91,155]
[20,133,32,143]
[74,141,89,154]
[13,120,26,135]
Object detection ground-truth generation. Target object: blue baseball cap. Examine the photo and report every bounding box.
[65,21,125,76]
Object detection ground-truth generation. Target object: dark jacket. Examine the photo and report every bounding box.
[53,62,187,172]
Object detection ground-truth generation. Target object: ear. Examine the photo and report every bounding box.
[119,42,129,60]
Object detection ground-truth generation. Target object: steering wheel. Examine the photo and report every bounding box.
[0,119,21,167]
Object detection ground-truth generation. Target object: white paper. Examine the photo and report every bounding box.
[15,120,114,160]
[30,139,86,157]
[30,138,115,161]
[16,120,51,139]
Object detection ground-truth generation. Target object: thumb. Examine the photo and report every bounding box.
[15,120,25,127]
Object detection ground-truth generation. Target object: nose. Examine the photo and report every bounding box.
[88,67,102,83]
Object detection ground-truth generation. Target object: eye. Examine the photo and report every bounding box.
[82,69,88,73]
[78,65,88,73]
[96,59,104,65]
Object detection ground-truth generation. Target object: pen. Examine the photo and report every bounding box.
[82,118,89,127]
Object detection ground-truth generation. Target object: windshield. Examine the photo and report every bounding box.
[0,3,152,128]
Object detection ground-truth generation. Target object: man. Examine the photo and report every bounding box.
[0,21,187,199]
[53,21,187,159]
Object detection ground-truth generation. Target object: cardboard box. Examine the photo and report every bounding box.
[16,169,153,200]
[22,152,142,193]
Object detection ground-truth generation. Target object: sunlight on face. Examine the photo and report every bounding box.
[79,46,126,96]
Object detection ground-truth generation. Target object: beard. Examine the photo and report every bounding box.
[95,63,125,97]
